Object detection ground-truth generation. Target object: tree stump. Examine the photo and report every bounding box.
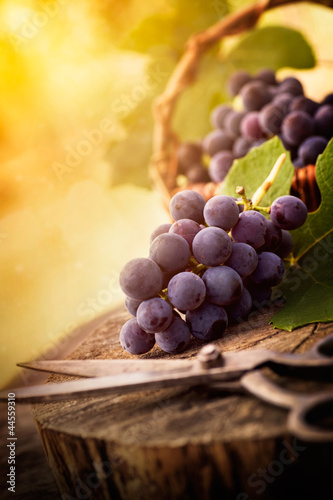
[31,304,333,500]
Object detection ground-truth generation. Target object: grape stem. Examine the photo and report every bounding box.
[251,153,286,207]
[236,186,252,210]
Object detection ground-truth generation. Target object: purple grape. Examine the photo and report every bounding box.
[120,258,163,300]
[226,287,252,324]
[259,220,282,252]
[225,242,258,278]
[202,266,243,306]
[203,129,234,157]
[270,195,308,230]
[203,195,239,231]
[210,104,233,129]
[149,233,191,273]
[224,110,247,138]
[240,81,272,111]
[246,281,272,308]
[272,92,293,115]
[250,252,285,287]
[293,157,304,168]
[167,272,206,311]
[322,93,333,105]
[274,229,294,259]
[186,164,211,183]
[169,218,202,249]
[232,137,252,158]
[186,301,228,341]
[192,226,232,266]
[119,318,155,355]
[155,316,191,354]
[240,111,266,140]
[231,210,269,249]
[150,223,172,244]
[208,150,234,182]
[169,190,206,224]
[256,68,277,86]
[177,142,202,173]
[136,297,173,333]
[278,77,303,96]
[281,110,315,146]
[314,104,333,138]
[227,70,252,96]
[259,103,285,135]
[125,296,142,316]
[290,96,320,116]
[298,136,328,165]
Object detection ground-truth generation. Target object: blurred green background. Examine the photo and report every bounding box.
[0,0,332,387]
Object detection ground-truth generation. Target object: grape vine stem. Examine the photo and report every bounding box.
[251,153,286,207]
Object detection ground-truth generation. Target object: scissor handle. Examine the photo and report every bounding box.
[287,392,333,442]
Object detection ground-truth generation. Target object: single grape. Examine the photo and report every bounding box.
[120,258,163,300]
[210,104,233,129]
[192,226,232,266]
[186,301,228,341]
[232,137,252,158]
[298,136,328,165]
[203,129,234,157]
[186,164,211,183]
[274,229,293,259]
[203,195,239,231]
[278,77,303,96]
[322,93,333,105]
[150,223,172,244]
[136,297,173,333]
[125,296,142,316]
[290,96,320,116]
[167,272,206,311]
[227,70,252,96]
[293,157,304,168]
[226,287,252,324]
[250,252,285,287]
[314,104,333,138]
[149,233,191,273]
[240,81,272,111]
[272,92,293,115]
[281,111,315,146]
[202,266,243,306]
[177,142,202,173]
[258,220,282,252]
[259,103,285,135]
[119,318,155,355]
[256,68,277,86]
[270,195,308,230]
[169,218,202,249]
[224,242,258,278]
[208,150,234,182]
[231,210,269,249]
[224,110,247,138]
[169,190,206,224]
[155,316,191,354]
[240,111,266,140]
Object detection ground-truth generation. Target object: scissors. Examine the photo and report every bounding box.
[1,334,333,443]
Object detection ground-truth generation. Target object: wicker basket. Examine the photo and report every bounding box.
[150,0,332,213]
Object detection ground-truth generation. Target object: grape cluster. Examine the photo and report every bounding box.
[177,68,333,184]
[119,189,308,355]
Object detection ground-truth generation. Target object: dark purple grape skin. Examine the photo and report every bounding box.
[203,195,239,231]
[177,142,202,173]
[250,252,285,287]
[119,318,155,355]
[227,70,252,96]
[192,226,232,266]
[231,210,269,250]
[240,111,266,140]
[274,229,293,259]
[233,137,252,158]
[203,129,234,157]
[322,93,333,105]
[186,164,211,183]
[208,151,234,182]
[155,316,191,354]
[258,220,282,252]
[290,96,320,116]
[120,258,163,301]
[259,103,285,135]
[125,296,142,316]
[281,110,315,146]
[150,223,172,244]
[169,190,206,224]
[256,68,277,86]
[270,195,308,230]
[169,218,202,249]
[210,104,233,129]
[186,301,228,341]
[278,77,303,96]
[225,242,258,278]
[136,297,173,333]
[226,287,252,324]
[240,81,272,111]
[293,157,304,168]
[167,272,206,311]
[298,136,328,165]
[224,110,247,138]
[149,233,191,273]
[314,105,333,139]
[272,92,293,115]
[246,281,272,308]
[202,266,243,306]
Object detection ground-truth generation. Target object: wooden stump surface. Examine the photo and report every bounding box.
[31,304,333,500]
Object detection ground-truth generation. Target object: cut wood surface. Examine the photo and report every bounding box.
[31,304,333,500]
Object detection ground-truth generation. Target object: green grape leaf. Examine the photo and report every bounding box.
[221,136,295,207]
[224,26,316,72]
[270,139,333,331]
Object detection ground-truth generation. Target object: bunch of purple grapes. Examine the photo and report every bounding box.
[177,68,333,184]
[119,189,308,356]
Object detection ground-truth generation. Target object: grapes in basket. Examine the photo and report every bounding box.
[176,68,333,186]
[118,154,308,356]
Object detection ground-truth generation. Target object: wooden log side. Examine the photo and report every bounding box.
[31,305,333,500]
